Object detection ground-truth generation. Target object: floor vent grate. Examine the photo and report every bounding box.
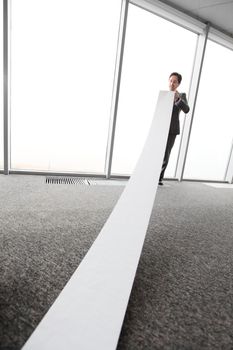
[45,177,127,186]
[45,176,92,185]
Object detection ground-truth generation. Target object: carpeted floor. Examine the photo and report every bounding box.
[118,181,233,350]
[0,175,123,350]
[0,175,233,349]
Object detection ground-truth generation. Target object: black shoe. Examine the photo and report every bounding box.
[158,181,163,186]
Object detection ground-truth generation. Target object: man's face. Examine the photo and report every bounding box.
[169,75,180,91]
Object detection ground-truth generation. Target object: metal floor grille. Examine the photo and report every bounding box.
[45,176,127,186]
[45,176,93,185]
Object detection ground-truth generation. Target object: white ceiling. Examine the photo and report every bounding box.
[159,0,233,37]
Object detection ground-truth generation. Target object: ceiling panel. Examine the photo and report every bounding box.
[159,0,233,36]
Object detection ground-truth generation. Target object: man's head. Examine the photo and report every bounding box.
[169,72,182,91]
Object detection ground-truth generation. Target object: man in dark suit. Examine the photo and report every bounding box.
[159,72,190,185]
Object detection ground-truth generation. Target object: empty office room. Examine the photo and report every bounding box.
[1,1,233,349]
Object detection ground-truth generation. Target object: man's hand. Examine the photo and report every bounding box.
[174,90,180,102]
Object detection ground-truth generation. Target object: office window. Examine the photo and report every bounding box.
[111,4,196,176]
[11,0,121,173]
[0,4,3,170]
[184,40,233,181]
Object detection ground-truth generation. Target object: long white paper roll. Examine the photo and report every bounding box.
[22,91,174,350]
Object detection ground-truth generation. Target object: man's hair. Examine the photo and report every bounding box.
[169,72,182,84]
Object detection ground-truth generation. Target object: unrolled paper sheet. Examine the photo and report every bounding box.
[22,91,174,350]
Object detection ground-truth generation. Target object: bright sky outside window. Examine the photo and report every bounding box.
[111,4,197,176]
[184,39,233,181]
[10,0,121,173]
[0,4,3,170]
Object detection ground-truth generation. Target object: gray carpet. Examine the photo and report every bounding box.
[0,175,233,349]
[0,175,123,350]
[118,181,233,350]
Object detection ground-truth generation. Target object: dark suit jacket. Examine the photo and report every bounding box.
[169,93,190,135]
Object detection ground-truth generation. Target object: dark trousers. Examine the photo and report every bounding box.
[159,133,177,181]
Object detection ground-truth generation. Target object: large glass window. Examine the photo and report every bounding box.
[111,4,197,176]
[11,0,121,173]
[0,4,3,170]
[184,40,233,181]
